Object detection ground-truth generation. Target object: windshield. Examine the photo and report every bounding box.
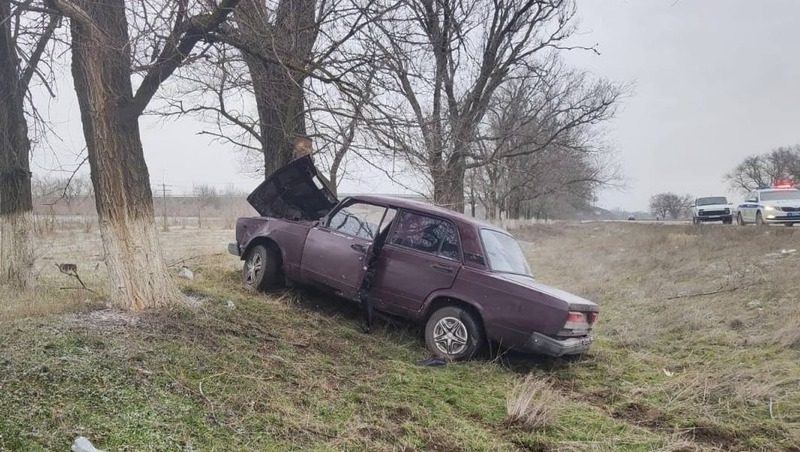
[696,197,727,206]
[761,190,800,201]
[480,229,532,276]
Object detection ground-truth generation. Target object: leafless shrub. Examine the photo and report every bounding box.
[506,375,560,430]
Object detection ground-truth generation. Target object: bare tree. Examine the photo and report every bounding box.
[725,146,800,192]
[0,0,59,289]
[159,0,389,184]
[360,0,619,212]
[471,64,620,219]
[49,0,240,310]
[650,192,691,220]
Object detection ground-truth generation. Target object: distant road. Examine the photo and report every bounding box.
[579,219,692,225]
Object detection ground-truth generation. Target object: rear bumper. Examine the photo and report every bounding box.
[228,242,241,257]
[525,332,593,357]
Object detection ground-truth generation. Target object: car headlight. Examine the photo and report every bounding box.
[764,205,782,212]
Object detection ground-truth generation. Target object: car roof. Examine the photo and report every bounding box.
[756,187,800,193]
[348,194,507,232]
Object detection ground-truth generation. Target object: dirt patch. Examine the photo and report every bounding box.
[425,431,467,451]
[611,402,669,428]
[685,422,742,450]
[388,405,415,423]
[65,308,142,329]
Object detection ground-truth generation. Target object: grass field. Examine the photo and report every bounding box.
[0,223,798,451]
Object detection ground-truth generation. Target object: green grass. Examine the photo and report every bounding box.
[1,223,799,450]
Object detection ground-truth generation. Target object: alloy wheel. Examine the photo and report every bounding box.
[246,253,263,285]
[432,316,469,356]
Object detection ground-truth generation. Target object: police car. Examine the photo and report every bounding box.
[735,184,800,226]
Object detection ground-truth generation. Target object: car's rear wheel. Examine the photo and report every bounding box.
[737,212,745,226]
[242,244,281,291]
[424,306,484,361]
[756,211,766,226]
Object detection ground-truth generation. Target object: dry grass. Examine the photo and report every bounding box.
[2,227,232,321]
[506,375,561,430]
[517,221,800,449]
[2,221,799,450]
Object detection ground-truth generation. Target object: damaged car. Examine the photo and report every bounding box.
[229,156,599,360]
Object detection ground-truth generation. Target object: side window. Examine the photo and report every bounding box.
[389,211,460,260]
[327,202,389,240]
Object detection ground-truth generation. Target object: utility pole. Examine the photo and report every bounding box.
[161,181,169,232]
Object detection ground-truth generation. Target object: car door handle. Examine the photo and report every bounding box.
[431,263,454,273]
[350,243,366,253]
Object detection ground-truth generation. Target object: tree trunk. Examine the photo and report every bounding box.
[432,167,465,212]
[0,0,35,289]
[235,0,316,176]
[69,0,178,309]
[432,153,466,213]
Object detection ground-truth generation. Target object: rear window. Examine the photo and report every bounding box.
[480,229,532,276]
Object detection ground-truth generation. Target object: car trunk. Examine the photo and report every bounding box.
[247,155,339,221]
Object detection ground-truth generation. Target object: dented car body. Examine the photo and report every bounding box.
[230,156,598,359]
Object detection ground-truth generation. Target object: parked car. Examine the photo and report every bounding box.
[229,156,599,360]
[736,185,800,226]
[691,196,733,224]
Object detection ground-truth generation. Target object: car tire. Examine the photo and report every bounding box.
[786,223,794,227]
[242,244,281,292]
[723,217,732,225]
[692,217,699,225]
[756,211,766,226]
[737,212,745,226]
[424,306,484,361]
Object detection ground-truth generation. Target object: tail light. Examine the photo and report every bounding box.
[558,311,596,337]
[564,311,589,330]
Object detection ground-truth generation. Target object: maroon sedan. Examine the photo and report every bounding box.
[229,156,598,360]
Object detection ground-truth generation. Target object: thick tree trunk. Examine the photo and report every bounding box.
[0,0,35,289]
[235,0,315,176]
[69,0,178,309]
[432,153,466,213]
[432,167,465,212]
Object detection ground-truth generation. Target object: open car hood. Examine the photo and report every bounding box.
[247,155,339,221]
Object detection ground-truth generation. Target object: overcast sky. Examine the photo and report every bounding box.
[32,0,800,211]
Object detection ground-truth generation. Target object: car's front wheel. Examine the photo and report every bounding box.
[756,211,766,226]
[424,306,484,361]
[737,212,745,226]
[242,244,281,291]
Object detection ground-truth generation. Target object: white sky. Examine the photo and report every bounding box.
[31,0,800,211]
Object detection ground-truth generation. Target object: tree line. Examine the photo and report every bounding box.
[1,0,622,310]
